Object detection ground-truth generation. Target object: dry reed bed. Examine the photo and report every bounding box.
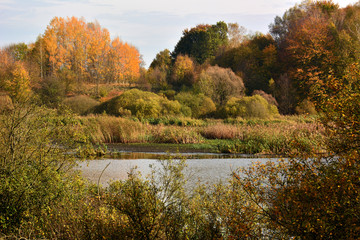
[79,115,325,154]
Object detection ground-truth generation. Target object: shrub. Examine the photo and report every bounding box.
[146,67,169,91]
[295,99,317,115]
[63,95,100,115]
[225,95,279,119]
[38,76,66,107]
[92,89,182,119]
[159,89,176,100]
[0,102,87,237]
[106,159,191,239]
[175,92,216,118]
[252,90,278,106]
[0,93,13,111]
[148,116,206,127]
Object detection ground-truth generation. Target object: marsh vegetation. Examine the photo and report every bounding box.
[1,0,360,239]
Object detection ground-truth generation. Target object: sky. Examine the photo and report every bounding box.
[0,0,358,67]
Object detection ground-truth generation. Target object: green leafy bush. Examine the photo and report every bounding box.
[0,102,87,237]
[107,159,188,239]
[38,76,66,107]
[252,90,278,106]
[175,92,216,118]
[225,95,279,119]
[92,89,183,119]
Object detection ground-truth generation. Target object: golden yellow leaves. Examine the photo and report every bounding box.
[42,17,141,85]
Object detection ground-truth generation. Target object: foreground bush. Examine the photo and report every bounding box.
[0,101,87,237]
[235,154,360,239]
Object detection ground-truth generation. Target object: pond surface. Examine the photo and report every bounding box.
[78,151,279,187]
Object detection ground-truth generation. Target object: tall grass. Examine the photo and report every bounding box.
[212,119,325,155]
[200,123,242,139]
[81,115,150,144]
[79,114,325,155]
[63,95,100,115]
[151,125,204,144]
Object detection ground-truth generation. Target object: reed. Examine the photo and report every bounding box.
[81,115,150,144]
[79,114,325,155]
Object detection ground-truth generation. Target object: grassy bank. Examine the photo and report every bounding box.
[79,114,325,156]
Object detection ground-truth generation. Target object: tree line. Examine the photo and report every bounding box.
[143,0,360,115]
[0,16,141,104]
[2,1,360,116]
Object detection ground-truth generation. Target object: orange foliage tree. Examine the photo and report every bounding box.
[41,17,140,89]
[107,37,140,84]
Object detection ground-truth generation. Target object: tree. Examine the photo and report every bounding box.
[197,65,244,106]
[232,2,360,238]
[4,43,29,61]
[40,16,141,90]
[268,1,353,111]
[149,49,172,70]
[87,20,110,93]
[172,21,228,64]
[0,49,31,100]
[215,33,278,95]
[227,23,247,48]
[2,61,31,100]
[170,55,196,89]
[107,37,141,84]
[146,49,172,91]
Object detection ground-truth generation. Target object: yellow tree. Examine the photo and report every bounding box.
[170,54,195,89]
[3,61,31,100]
[43,17,59,74]
[87,21,110,93]
[0,49,31,100]
[41,17,141,88]
[107,37,140,84]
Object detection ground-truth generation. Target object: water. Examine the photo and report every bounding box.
[78,156,277,187]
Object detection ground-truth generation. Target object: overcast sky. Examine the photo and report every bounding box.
[0,0,357,67]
